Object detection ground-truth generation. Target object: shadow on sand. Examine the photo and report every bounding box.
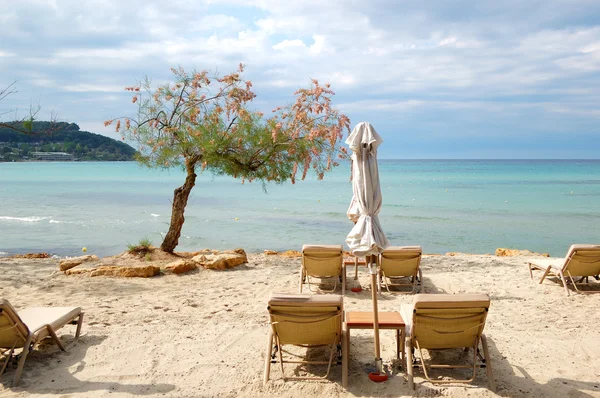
[1,333,176,395]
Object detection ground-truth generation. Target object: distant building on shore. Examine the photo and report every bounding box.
[30,152,76,161]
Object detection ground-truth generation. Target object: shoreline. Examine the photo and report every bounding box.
[0,246,551,260]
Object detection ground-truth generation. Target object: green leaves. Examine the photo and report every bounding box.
[108,65,351,184]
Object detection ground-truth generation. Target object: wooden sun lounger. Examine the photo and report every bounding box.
[527,244,600,296]
[0,299,83,386]
[379,246,423,293]
[300,245,346,295]
[401,293,495,391]
[264,293,347,387]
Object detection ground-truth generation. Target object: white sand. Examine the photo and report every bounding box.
[1,253,600,397]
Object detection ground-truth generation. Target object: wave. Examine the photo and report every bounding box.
[151,213,160,217]
[0,216,51,223]
[49,219,82,225]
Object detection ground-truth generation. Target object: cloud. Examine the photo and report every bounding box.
[1,0,600,158]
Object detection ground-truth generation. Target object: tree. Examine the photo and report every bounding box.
[106,65,351,253]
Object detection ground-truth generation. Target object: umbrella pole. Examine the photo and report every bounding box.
[368,254,385,376]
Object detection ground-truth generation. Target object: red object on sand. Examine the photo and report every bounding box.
[368,372,388,382]
[351,287,363,293]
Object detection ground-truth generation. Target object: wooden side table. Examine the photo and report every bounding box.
[344,311,406,377]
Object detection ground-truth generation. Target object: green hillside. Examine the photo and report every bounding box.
[0,121,137,161]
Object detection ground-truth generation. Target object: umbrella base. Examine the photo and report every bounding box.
[368,372,388,382]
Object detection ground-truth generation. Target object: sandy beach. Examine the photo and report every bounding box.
[1,252,600,398]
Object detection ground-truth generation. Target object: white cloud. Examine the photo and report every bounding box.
[272,39,305,51]
[63,84,125,93]
[2,0,600,157]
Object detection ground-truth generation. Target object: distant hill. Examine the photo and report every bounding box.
[0,121,137,161]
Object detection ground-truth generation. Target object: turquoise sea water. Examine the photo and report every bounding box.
[1,160,599,257]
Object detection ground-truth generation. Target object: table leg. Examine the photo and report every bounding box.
[400,328,406,370]
[342,323,348,388]
[396,329,400,360]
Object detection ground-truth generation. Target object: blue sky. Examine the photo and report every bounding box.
[1,0,599,159]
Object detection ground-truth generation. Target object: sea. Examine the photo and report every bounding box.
[1,160,599,258]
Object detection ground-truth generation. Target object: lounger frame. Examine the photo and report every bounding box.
[0,300,83,386]
[263,294,347,387]
[378,246,423,294]
[299,245,346,295]
[404,294,496,392]
[527,244,600,296]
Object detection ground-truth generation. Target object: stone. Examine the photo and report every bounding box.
[193,249,248,270]
[264,250,278,255]
[280,250,302,258]
[13,253,51,259]
[64,268,91,276]
[89,265,160,278]
[59,255,100,271]
[164,259,198,275]
[495,248,550,257]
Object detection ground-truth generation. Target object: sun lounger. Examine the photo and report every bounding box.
[401,294,495,391]
[378,246,423,293]
[527,244,600,296]
[263,293,347,387]
[0,299,83,386]
[300,245,345,295]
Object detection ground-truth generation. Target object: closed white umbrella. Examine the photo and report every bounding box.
[345,121,389,378]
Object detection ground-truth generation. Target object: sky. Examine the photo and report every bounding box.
[1,0,600,159]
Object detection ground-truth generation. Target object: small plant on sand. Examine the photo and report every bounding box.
[127,237,153,257]
[106,64,350,253]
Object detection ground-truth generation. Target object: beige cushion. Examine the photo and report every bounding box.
[413,293,490,309]
[18,306,81,341]
[566,244,600,256]
[565,244,600,265]
[268,293,343,308]
[302,244,343,254]
[383,246,422,254]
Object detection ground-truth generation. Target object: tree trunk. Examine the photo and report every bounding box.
[160,159,197,253]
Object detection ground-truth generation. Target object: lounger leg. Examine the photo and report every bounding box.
[418,269,423,292]
[46,325,66,351]
[481,335,496,392]
[528,263,534,279]
[263,329,274,385]
[12,334,33,386]
[75,313,84,340]
[566,271,580,293]
[1,345,15,376]
[342,323,348,388]
[299,268,304,293]
[406,337,414,390]
[559,271,570,296]
[539,266,552,284]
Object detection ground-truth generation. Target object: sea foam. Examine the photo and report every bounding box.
[0,216,51,223]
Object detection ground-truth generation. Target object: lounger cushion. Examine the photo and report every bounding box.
[18,307,81,341]
[567,244,600,256]
[383,246,422,254]
[413,293,490,309]
[302,245,343,253]
[268,293,343,308]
